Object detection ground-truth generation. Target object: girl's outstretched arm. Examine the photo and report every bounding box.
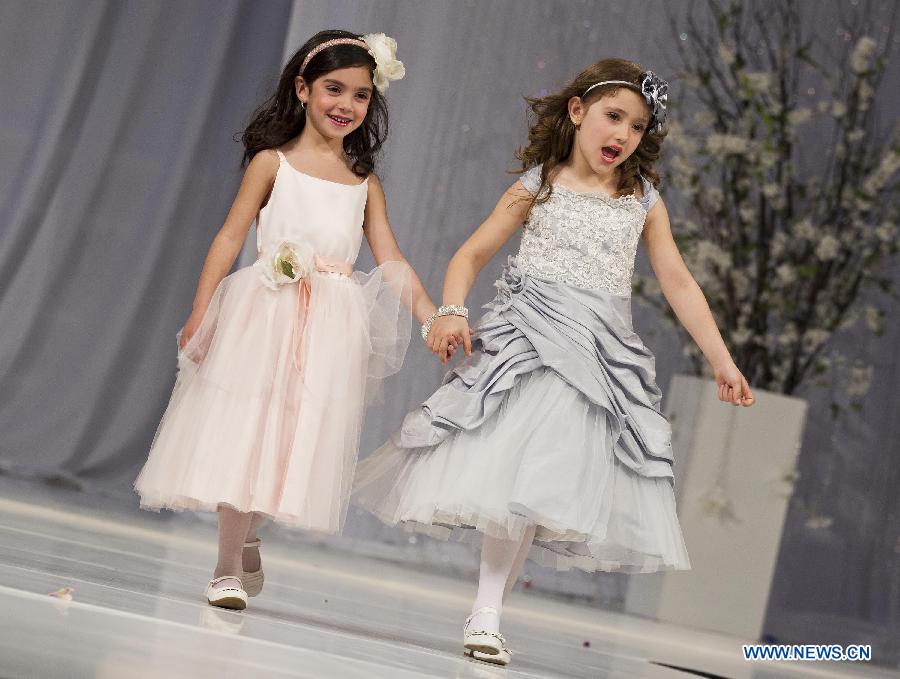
[642,198,754,407]
[363,175,437,326]
[180,150,279,347]
[428,181,532,363]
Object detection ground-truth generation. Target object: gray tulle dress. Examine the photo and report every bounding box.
[353,166,691,573]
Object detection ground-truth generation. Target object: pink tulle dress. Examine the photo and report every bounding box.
[135,150,411,532]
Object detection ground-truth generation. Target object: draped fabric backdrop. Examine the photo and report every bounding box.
[0,0,294,480]
[0,0,897,662]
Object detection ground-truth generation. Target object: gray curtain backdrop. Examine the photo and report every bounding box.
[1,0,897,661]
[0,0,293,480]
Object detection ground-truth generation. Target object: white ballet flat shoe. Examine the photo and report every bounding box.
[463,606,507,656]
[206,576,247,610]
[241,539,264,597]
[467,647,512,666]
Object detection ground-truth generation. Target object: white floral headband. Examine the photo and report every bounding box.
[299,33,405,93]
[582,71,669,133]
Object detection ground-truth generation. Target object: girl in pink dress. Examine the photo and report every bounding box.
[135,30,438,610]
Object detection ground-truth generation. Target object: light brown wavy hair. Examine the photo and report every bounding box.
[515,58,666,206]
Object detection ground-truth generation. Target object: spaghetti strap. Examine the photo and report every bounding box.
[274,149,286,162]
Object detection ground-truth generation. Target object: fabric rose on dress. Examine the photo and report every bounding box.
[255,241,315,290]
[362,33,405,93]
[491,256,526,311]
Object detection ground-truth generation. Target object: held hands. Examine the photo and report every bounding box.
[714,361,755,407]
[426,315,473,365]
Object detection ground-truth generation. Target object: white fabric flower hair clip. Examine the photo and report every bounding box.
[360,33,405,93]
[299,33,405,94]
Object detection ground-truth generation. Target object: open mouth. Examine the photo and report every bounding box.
[601,146,622,162]
[327,114,352,128]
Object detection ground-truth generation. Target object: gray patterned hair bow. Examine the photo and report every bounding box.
[639,71,668,133]
[582,70,669,134]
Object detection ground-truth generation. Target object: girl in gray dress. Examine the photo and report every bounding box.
[354,58,755,666]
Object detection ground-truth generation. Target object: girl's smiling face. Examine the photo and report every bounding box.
[296,65,373,141]
[569,88,651,173]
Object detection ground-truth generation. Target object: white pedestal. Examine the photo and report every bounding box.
[625,374,807,640]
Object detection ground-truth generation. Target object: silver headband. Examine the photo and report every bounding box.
[582,71,668,133]
[582,80,636,97]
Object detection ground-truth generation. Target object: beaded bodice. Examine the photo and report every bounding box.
[516,165,658,296]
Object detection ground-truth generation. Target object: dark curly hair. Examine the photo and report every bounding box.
[515,58,665,204]
[240,29,388,177]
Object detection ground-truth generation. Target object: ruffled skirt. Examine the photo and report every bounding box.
[135,260,410,532]
[353,259,690,573]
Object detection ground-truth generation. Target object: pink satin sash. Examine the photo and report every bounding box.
[292,255,354,373]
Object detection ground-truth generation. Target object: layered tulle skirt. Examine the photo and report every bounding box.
[353,258,690,573]
[135,260,410,532]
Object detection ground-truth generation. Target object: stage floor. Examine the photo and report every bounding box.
[0,476,894,679]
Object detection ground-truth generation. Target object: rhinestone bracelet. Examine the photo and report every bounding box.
[420,305,469,341]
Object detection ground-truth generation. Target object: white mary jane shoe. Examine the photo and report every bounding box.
[463,606,509,660]
[206,576,248,610]
[467,647,512,666]
[241,539,265,597]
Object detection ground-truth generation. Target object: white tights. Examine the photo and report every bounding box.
[469,524,536,634]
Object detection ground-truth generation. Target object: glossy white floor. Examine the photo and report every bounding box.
[0,476,894,679]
